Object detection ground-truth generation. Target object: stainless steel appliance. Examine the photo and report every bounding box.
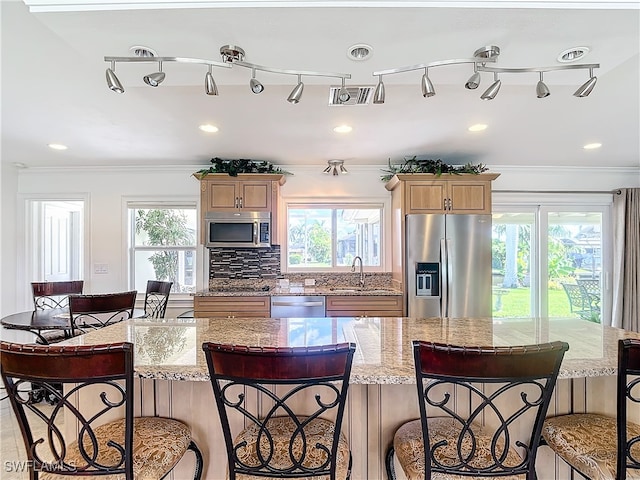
[205,211,271,248]
[406,214,492,318]
[270,296,326,318]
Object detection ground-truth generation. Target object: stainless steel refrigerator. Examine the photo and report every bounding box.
[406,214,492,318]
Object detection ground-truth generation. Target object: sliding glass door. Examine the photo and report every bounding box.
[492,196,610,322]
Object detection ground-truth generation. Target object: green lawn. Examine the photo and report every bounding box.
[492,287,581,319]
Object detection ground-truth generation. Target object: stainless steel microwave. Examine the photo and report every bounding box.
[205,211,271,248]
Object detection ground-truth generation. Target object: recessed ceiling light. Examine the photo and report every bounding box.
[558,46,590,63]
[199,124,219,133]
[48,143,68,150]
[583,142,602,150]
[468,124,488,132]
[333,125,353,134]
[347,44,373,61]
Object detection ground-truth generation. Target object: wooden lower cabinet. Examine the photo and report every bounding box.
[194,296,270,318]
[325,295,403,317]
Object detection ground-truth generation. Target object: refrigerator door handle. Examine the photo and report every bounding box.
[440,238,448,317]
[445,238,453,317]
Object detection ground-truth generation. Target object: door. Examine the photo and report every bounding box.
[406,214,445,317]
[446,214,492,317]
[38,201,83,282]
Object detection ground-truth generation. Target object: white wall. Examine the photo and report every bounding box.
[2,163,638,315]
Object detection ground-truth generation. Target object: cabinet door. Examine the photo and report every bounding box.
[406,182,447,213]
[194,296,270,318]
[239,182,271,210]
[205,182,239,210]
[325,296,403,317]
[449,181,492,214]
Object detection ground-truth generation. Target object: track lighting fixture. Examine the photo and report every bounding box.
[338,78,351,103]
[465,65,482,90]
[536,72,550,98]
[105,61,124,93]
[143,61,165,87]
[249,68,264,94]
[323,159,348,176]
[574,68,598,97]
[373,75,385,104]
[481,72,501,100]
[104,44,349,104]
[287,75,304,104]
[421,68,435,98]
[204,66,218,96]
[372,45,600,103]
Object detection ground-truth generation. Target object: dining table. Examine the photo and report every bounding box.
[1,308,146,344]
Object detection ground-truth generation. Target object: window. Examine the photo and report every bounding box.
[492,194,611,323]
[127,203,197,294]
[286,204,382,270]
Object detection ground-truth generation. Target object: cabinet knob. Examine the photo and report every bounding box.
[238,197,243,208]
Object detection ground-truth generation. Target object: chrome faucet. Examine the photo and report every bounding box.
[351,256,365,289]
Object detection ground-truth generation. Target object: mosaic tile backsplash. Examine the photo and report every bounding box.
[208,245,281,280]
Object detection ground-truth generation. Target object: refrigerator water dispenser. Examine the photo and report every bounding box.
[416,262,439,297]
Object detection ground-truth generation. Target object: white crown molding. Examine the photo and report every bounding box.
[24,0,640,12]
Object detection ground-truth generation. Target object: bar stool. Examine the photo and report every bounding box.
[386,340,568,480]
[0,341,203,480]
[143,280,173,319]
[69,291,136,336]
[202,342,356,480]
[31,280,84,343]
[542,338,640,479]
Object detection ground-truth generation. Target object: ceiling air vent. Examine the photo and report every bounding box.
[328,86,374,106]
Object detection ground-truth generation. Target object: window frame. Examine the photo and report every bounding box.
[283,201,385,273]
[124,198,198,301]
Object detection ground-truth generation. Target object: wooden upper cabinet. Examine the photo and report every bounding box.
[387,173,500,214]
[203,179,274,211]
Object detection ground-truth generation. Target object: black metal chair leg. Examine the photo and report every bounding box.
[188,440,204,480]
[385,445,396,480]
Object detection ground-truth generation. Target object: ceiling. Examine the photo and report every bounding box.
[2,1,639,171]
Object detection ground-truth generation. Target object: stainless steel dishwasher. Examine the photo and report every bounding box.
[270,296,326,317]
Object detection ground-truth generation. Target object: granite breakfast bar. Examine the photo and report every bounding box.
[59,316,640,480]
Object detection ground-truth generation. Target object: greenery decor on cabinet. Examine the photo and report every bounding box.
[380,157,488,182]
[196,157,292,177]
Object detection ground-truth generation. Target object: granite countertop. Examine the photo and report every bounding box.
[58,317,640,384]
[194,286,402,297]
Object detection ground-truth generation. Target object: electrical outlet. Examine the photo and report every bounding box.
[304,278,316,286]
[94,263,109,274]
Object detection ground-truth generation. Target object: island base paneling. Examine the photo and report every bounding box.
[113,376,627,480]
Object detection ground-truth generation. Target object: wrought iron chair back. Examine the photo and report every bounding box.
[202,342,356,480]
[0,341,203,480]
[143,280,173,319]
[386,341,568,480]
[617,338,640,477]
[31,280,84,310]
[69,291,136,336]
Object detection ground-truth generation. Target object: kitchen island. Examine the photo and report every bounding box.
[59,316,640,480]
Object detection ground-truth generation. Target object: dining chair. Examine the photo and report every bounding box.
[386,340,569,480]
[542,338,640,479]
[202,342,356,480]
[31,280,84,310]
[0,341,203,480]
[69,291,136,336]
[30,281,84,343]
[143,280,173,319]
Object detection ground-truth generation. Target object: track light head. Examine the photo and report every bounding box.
[421,69,435,98]
[205,69,218,96]
[465,70,481,90]
[324,159,347,175]
[373,76,385,104]
[574,70,597,97]
[249,68,264,94]
[287,75,304,104]
[106,63,124,93]
[144,61,165,87]
[338,78,351,103]
[536,72,550,98]
[480,73,501,100]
